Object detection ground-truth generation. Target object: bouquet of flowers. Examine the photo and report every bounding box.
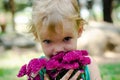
[17,50,91,80]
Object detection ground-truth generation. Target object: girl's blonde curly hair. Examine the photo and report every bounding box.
[30,0,85,39]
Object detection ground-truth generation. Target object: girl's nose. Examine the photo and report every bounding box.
[53,45,65,55]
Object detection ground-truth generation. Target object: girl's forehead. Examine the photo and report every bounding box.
[37,17,78,40]
[39,24,76,40]
[40,18,76,32]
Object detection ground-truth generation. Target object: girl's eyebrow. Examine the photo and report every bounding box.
[43,39,51,42]
[40,35,51,41]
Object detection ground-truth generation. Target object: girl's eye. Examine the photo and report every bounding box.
[63,37,72,42]
[43,40,51,44]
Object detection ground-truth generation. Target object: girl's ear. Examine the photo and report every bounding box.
[78,26,83,38]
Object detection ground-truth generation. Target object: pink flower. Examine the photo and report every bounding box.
[27,58,47,74]
[63,51,80,63]
[80,50,88,56]
[80,57,91,66]
[51,52,65,61]
[46,50,91,79]
[17,58,47,80]
[46,59,60,70]
[17,64,27,77]
[17,50,91,80]
[61,62,79,69]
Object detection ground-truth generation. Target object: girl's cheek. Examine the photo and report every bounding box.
[43,46,53,54]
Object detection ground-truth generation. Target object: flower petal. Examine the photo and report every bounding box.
[17,64,27,77]
[46,59,60,70]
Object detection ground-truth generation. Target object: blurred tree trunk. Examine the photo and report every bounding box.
[9,0,15,31]
[102,0,113,23]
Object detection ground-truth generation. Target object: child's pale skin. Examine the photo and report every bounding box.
[36,19,102,80]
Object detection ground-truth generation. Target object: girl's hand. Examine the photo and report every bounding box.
[44,69,83,80]
[60,69,82,80]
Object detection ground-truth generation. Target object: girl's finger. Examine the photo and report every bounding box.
[60,69,74,80]
[44,74,50,80]
[69,71,81,80]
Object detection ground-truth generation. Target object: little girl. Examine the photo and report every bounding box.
[18,0,102,80]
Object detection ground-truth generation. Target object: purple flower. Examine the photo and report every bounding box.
[51,52,65,61]
[46,59,60,70]
[80,57,91,66]
[46,50,91,79]
[27,58,47,74]
[81,50,88,56]
[17,58,47,80]
[61,62,79,69]
[17,50,91,80]
[63,51,80,63]
[17,64,27,77]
